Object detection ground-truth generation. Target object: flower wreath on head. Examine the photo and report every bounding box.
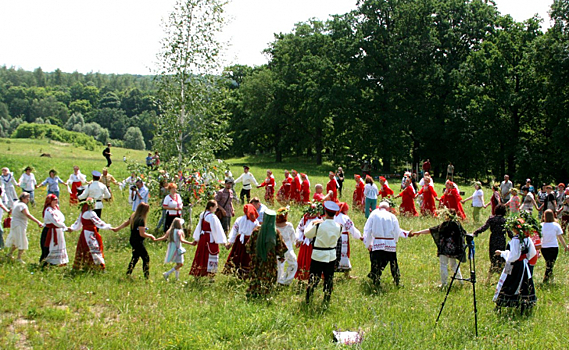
[518,211,542,237]
[504,216,536,237]
[277,206,290,217]
[380,197,395,208]
[435,207,459,222]
[78,197,96,210]
[304,201,324,217]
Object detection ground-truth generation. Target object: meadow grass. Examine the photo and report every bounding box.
[0,140,567,349]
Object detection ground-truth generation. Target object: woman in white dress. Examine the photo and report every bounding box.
[40,194,69,266]
[275,207,297,285]
[1,167,19,209]
[4,192,44,263]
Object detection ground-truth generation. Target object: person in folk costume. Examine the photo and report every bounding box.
[334,202,363,278]
[493,217,537,312]
[417,176,438,216]
[363,201,413,288]
[291,169,302,203]
[68,198,117,271]
[156,217,194,281]
[246,209,288,298]
[353,174,365,212]
[276,170,293,205]
[40,194,69,266]
[484,185,501,216]
[275,207,298,285]
[300,173,311,204]
[162,183,183,232]
[234,165,259,204]
[439,181,467,220]
[413,208,468,288]
[189,200,227,278]
[78,171,111,218]
[67,166,87,205]
[223,204,260,279]
[472,204,513,283]
[378,176,394,199]
[305,201,343,305]
[312,184,333,203]
[114,203,158,279]
[1,167,19,209]
[326,172,339,202]
[295,202,324,281]
[257,170,276,205]
[395,177,418,217]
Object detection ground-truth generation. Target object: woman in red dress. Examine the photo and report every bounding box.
[300,173,311,203]
[294,204,322,281]
[189,200,228,277]
[395,178,418,216]
[379,176,394,198]
[439,181,467,220]
[257,170,275,205]
[222,204,259,279]
[352,175,365,211]
[417,176,438,216]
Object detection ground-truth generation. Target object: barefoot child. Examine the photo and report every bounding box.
[156,218,195,280]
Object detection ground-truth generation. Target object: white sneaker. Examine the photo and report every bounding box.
[162,272,169,281]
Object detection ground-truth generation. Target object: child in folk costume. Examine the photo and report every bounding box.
[189,200,227,277]
[67,166,87,205]
[257,170,275,205]
[417,176,437,216]
[439,181,466,220]
[1,167,19,209]
[156,218,194,281]
[275,207,298,285]
[493,217,537,312]
[68,198,116,271]
[395,178,418,216]
[300,173,311,204]
[295,203,324,281]
[334,202,363,278]
[378,176,394,198]
[413,209,467,288]
[222,204,259,279]
[40,194,69,266]
[352,174,365,211]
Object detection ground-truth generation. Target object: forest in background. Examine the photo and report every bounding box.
[1,0,569,184]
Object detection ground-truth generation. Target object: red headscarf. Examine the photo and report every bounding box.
[43,194,59,217]
[355,174,361,180]
[336,202,349,216]
[243,204,259,222]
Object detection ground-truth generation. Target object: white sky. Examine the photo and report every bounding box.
[0,0,553,75]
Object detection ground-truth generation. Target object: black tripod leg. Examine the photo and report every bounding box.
[470,253,478,337]
[435,257,463,327]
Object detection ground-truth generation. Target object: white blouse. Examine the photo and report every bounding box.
[500,236,536,263]
[163,194,183,216]
[228,215,259,243]
[277,222,296,251]
[69,210,112,232]
[192,211,227,244]
[334,213,362,240]
[43,207,67,229]
[364,183,379,199]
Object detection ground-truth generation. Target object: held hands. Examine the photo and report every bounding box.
[190,241,198,246]
[494,250,502,256]
[225,243,233,250]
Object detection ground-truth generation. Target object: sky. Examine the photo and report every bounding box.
[0,0,554,75]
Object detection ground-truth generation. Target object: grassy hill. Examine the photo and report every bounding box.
[0,139,567,349]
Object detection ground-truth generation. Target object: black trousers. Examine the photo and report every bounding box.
[541,247,559,282]
[39,226,50,264]
[306,259,335,304]
[105,156,112,167]
[127,240,150,278]
[164,214,180,232]
[368,250,400,286]
[240,188,251,203]
[93,208,102,218]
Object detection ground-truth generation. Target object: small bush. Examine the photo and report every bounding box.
[11,122,101,150]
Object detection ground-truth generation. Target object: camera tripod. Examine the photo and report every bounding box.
[435,236,478,336]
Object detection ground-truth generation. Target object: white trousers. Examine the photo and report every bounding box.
[278,249,298,285]
[440,255,462,286]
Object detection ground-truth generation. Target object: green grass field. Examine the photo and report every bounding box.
[0,139,567,349]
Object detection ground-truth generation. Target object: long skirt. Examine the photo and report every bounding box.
[295,244,313,281]
[41,226,68,265]
[222,236,252,279]
[265,186,275,205]
[69,181,82,205]
[494,260,537,308]
[73,229,105,270]
[5,224,28,250]
[335,233,351,272]
[189,232,219,277]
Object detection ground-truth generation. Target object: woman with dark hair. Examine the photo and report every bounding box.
[222,204,259,279]
[439,181,466,219]
[540,209,568,283]
[520,186,538,213]
[37,169,66,199]
[484,185,501,216]
[115,203,157,279]
[245,209,287,298]
[189,200,227,277]
[473,204,512,283]
[40,194,68,266]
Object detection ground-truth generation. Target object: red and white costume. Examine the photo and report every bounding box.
[291,172,301,203]
[67,171,86,205]
[190,210,227,277]
[300,174,311,203]
[327,176,339,202]
[440,184,466,219]
[42,206,69,265]
[294,213,319,280]
[222,205,259,278]
[379,177,394,198]
[334,203,362,271]
[398,185,418,216]
[277,173,293,204]
[258,173,276,204]
[69,210,112,270]
[353,175,365,211]
[418,185,438,216]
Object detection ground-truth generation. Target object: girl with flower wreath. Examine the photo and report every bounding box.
[275,206,298,285]
[68,198,117,271]
[493,216,537,312]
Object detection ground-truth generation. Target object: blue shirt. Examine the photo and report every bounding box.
[132,185,149,211]
[41,176,65,192]
[146,156,153,165]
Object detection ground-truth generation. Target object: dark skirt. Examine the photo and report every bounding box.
[222,236,252,279]
[189,232,219,277]
[488,233,507,272]
[494,260,537,308]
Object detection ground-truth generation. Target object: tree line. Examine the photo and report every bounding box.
[1,0,568,184]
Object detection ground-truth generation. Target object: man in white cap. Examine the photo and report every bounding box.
[234,166,259,204]
[304,201,342,305]
[363,201,412,288]
[78,170,111,218]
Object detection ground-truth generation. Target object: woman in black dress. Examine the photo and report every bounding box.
[473,204,512,283]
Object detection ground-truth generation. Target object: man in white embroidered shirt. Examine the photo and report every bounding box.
[363,201,412,288]
[78,171,111,218]
[234,166,259,204]
[305,201,342,305]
